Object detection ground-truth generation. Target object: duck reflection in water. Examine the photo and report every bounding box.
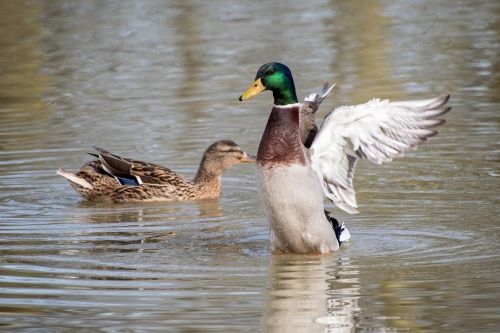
[67,199,224,255]
[264,255,360,333]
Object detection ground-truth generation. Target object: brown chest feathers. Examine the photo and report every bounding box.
[257,105,306,166]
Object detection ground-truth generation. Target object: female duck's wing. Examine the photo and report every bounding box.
[310,94,451,214]
[92,146,190,186]
[299,83,335,148]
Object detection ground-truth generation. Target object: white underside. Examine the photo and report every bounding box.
[257,164,339,253]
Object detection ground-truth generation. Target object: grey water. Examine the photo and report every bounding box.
[0,0,499,332]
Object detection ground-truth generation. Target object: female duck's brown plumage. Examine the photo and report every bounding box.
[57,140,255,202]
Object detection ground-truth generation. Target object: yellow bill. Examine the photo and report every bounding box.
[239,78,266,101]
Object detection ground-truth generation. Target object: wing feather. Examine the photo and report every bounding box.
[310,94,450,214]
[299,83,335,147]
[92,146,190,186]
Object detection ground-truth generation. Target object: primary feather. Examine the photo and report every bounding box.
[310,94,451,214]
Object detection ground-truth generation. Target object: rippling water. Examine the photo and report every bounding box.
[1,0,499,332]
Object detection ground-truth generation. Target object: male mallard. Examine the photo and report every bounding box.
[240,62,450,254]
[57,140,255,202]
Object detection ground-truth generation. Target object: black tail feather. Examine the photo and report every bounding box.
[324,210,346,245]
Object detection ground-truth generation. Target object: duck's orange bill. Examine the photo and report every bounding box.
[239,78,265,101]
[240,153,256,163]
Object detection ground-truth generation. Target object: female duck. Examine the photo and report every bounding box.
[240,62,450,254]
[57,140,255,202]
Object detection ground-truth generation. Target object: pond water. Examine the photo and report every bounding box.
[0,0,499,332]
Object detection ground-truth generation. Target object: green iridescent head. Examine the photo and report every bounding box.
[239,62,298,106]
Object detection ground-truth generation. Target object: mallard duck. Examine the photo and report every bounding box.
[239,62,450,254]
[57,140,255,202]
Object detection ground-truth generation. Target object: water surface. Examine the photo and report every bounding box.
[0,0,499,332]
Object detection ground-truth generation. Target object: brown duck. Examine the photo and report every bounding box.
[57,140,255,202]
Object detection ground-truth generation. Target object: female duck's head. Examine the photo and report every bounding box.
[239,62,298,106]
[195,140,255,181]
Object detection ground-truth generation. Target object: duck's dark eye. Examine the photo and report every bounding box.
[267,69,276,75]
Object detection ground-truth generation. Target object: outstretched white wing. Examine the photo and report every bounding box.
[310,94,451,214]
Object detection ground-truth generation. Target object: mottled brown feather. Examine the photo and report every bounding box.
[59,141,252,202]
